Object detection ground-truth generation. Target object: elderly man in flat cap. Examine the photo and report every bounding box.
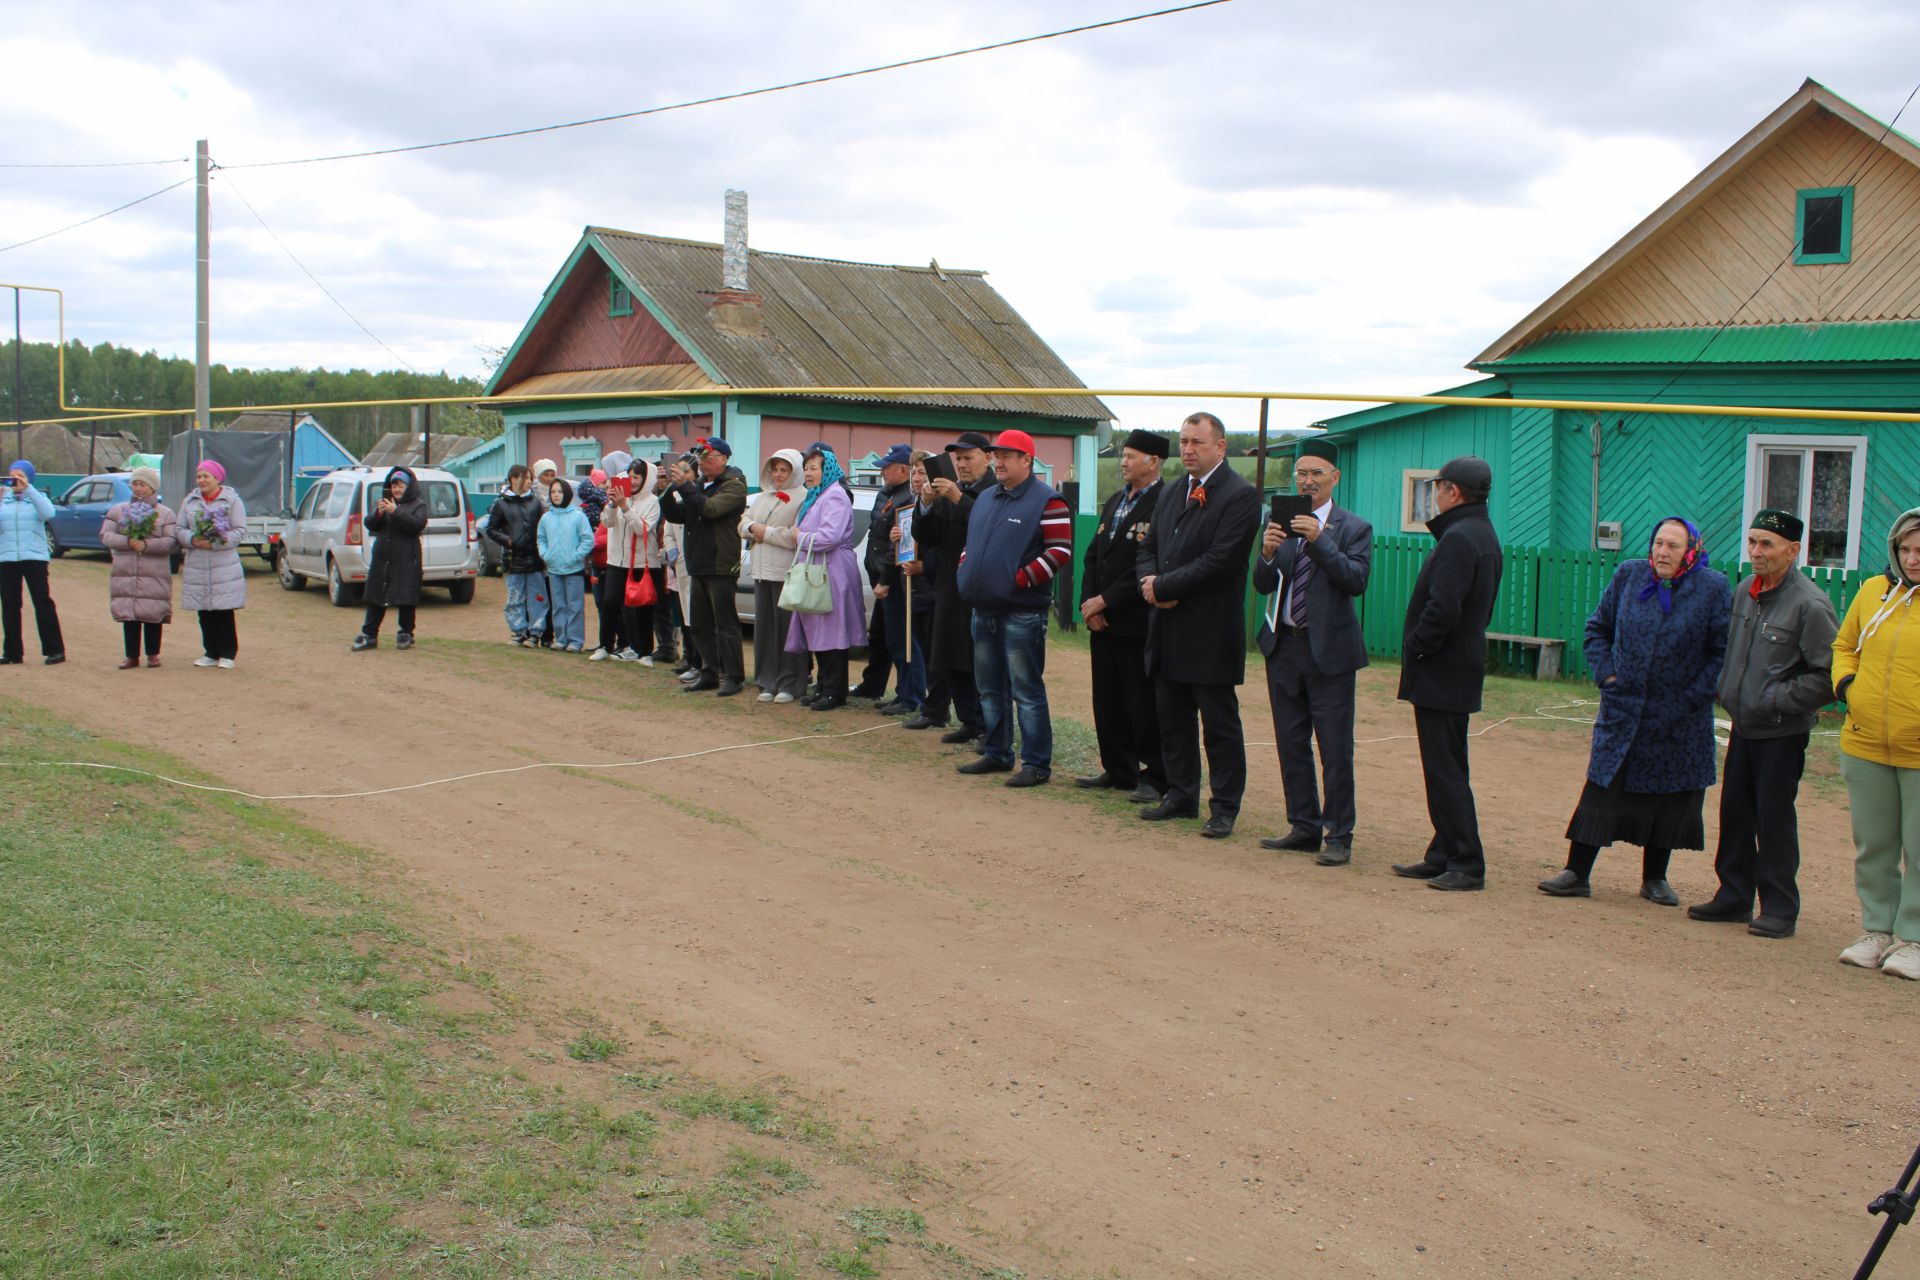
[1075,428,1171,802]
[1253,438,1373,866]
[1687,508,1838,939]
[1391,456,1504,892]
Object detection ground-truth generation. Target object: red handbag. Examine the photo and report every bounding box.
[624,525,657,607]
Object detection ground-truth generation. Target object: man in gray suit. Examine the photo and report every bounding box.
[1252,439,1374,866]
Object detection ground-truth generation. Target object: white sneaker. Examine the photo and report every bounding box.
[678,668,700,682]
[216,658,236,669]
[589,647,609,661]
[773,692,796,704]
[637,654,654,667]
[193,656,218,668]
[1840,931,1896,969]
[1882,941,1920,981]
[757,691,775,702]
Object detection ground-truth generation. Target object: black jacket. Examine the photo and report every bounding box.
[1136,465,1260,686]
[1081,479,1162,640]
[660,465,748,576]
[913,472,993,672]
[1252,502,1372,674]
[484,487,544,575]
[364,466,428,607]
[864,480,914,588]
[1397,501,1504,713]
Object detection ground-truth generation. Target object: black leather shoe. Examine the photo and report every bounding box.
[1200,815,1234,839]
[876,700,914,716]
[396,632,414,651]
[1315,842,1352,867]
[1074,771,1119,789]
[681,675,720,693]
[1537,870,1591,897]
[939,726,976,744]
[1005,766,1049,789]
[902,714,945,730]
[1427,871,1485,892]
[0,655,19,665]
[956,756,1013,776]
[1126,783,1162,804]
[1139,799,1199,822]
[1391,861,1445,880]
[1640,879,1680,907]
[716,677,745,697]
[1748,914,1796,939]
[351,633,377,652]
[849,684,885,700]
[43,653,66,665]
[810,694,848,711]
[1687,899,1752,923]
[1259,828,1322,853]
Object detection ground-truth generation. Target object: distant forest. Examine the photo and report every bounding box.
[0,340,502,460]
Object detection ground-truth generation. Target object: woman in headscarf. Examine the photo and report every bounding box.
[100,465,176,667]
[1540,516,1730,905]
[589,452,633,660]
[781,445,866,709]
[598,455,665,663]
[176,459,249,669]
[1832,506,1920,980]
[355,466,427,652]
[742,447,810,702]
[0,459,64,665]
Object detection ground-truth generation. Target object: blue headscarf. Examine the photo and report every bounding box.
[1637,515,1708,615]
[795,446,844,523]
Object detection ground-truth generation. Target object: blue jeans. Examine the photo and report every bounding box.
[881,590,927,710]
[970,609,1050,771]
[550,571,587,649]
[505,571,549,640]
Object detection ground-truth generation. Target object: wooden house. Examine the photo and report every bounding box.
[1313,80,1920,576]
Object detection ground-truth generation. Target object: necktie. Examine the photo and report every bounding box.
[1289,541,1314,627]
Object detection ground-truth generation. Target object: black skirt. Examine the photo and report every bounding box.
[1564,774,1705,851]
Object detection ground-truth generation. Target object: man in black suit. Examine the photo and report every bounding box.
[1252,439,1373,866]
[1136,412,1261,839]
[1076,428,1170,803]
[1391,456,1504,892]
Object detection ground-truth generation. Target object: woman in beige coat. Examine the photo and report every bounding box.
[741,448,809,701]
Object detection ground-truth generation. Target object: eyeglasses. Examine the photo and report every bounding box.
[1293,468,1332,479]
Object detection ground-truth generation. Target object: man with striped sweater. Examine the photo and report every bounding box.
[954,429,1074,788]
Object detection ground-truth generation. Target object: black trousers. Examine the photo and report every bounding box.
[655,578,681,656]
[0,559,64,660]
[1090,631,1165,791]
[1413,705,1483,877]
[196,609,239,660]
[362,603,416,636]
[814,648,850,700]
[1710,730,1810,920]
[855,597,891,694]
[122,620,162,658]
[1154,679,1245,819]
[1264,634,1358,842]
[596,564,628,653]
[688,573,744,680]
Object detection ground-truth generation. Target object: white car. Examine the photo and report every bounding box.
[735,484,879,626]
[275,465,482,606]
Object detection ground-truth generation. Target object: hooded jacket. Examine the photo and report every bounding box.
[0,473,55,562]
[536,480,595,576]
[364,466,428,608]
[485,485,545,574]
[602,461,664,571]
[742,449,808,583]
[660,462,748,576]
[1834,507,1920,768]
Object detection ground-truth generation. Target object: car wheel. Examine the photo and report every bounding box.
[326,558,356,607]
[448,578,476,604]
[276,547,308,592]
[48,537,65,559]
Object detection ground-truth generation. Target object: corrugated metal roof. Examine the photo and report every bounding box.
[499,363,719,399]
[1481,321,1920,368]
[221,411,318,432]
[362,432,487,469]
[589,229,1111,422]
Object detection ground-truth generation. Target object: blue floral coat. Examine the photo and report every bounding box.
[1582,559,1731,791]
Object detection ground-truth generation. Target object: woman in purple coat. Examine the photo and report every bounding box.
[784,445,866,710]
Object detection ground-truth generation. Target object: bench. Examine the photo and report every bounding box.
[1486,632,1565,681]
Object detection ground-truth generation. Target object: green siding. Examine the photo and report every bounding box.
[1483,320,1920,367]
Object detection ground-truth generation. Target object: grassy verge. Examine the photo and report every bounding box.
[0,702,1031,1279]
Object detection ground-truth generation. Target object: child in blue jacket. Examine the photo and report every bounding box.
[536,479,596,652]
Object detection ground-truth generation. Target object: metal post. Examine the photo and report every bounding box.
[1255,397,1270,493]
[12,287,21,463]
[423,402,432,466]
[194,139,210,432]
[86,425,96,475]
[287,408,297,513]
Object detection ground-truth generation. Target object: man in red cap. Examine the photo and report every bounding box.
[954,429,1074,788]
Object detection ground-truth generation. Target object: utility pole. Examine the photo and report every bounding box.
[12,287,21,463]
[194,139,210,433]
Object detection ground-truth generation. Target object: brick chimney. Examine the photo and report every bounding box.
[705,188,765,337]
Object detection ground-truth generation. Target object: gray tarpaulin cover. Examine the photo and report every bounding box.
[163,430,294,518]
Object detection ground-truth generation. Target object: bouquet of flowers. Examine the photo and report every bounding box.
[121,500,158,542]
[192,505,231,547]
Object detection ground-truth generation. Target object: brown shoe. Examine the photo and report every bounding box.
[146,655,162,668]
[118,657,141,670]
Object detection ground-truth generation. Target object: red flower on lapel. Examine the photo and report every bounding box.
[1192,484,1208,508]
[774,491,791,503]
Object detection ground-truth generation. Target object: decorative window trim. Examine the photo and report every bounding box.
[609,277,634,317]
[1741,433,1868,570]
[1400,468,1440,533]
[1794,186,1853,265]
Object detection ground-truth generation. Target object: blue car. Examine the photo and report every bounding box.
[46,473,133,556]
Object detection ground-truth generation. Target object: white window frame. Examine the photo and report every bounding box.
[1400,468,1440,533]
[1741,433,1868,570]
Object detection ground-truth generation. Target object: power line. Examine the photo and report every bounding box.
[0,177,194,255]
[220,0,1234,170]
[218,170,420,373]
[0,157,191,170]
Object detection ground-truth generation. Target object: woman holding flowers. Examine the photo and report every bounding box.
[99,466,176,668]
[176,460,248,668]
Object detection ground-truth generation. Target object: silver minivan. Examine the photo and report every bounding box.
[275,465,481,606]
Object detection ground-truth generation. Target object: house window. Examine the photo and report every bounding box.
[609,277,634,317]
[1400,468,1441,533]
[1744,434,1868,569]
[1795,186,1853,264]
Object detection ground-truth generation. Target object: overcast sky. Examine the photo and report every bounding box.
[2,0,1915,431]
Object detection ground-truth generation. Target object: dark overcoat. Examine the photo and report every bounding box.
[1081,479,1162,640]
[913,473,994,672]
[1135,465,1260,685]
[1582,559,1731,792]
[364,467,428,608]
[1397,501,1504,714]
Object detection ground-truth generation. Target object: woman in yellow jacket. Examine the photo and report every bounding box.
[1834,506,1920,979]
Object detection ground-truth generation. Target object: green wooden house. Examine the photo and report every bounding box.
[1309,80,1920,671]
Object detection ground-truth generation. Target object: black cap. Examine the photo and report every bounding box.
[1119,428,1170,460]
[1751,508,1804,540]
[946,431,993,453]
[1436,455,1493,498]
[1296,438,1338,464]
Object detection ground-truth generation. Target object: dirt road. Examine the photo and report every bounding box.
[9,556,1915,1278]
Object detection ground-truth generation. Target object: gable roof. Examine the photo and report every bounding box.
[489,227,1110,422]
[362,432,486,469]
[1474,80,1920,365]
